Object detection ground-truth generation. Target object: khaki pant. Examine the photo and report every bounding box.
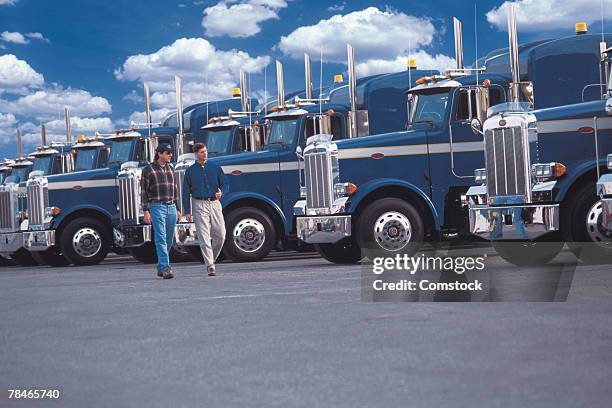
[193,199,226,268]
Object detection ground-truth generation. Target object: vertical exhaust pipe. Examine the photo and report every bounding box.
[507,5,521,103]
[276,60,285,106]
[175,75,184,157]
[40,123,47,147]
[239,70,249,112]
[64,107,71,142]
[347,44,357,137]
[304,53,313,100]
[453,17,464,70]
[17,129,23,159]
[144,83,152,130]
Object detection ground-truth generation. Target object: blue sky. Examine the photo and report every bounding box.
[1,0,611,158]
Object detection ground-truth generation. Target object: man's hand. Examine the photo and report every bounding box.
[215,190,222,200]
[176,210,182,220]
[144,210,151,224]
[186,214,192,222]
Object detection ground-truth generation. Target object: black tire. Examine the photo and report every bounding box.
[315,238,363,264]
[10,248,40,266]
[186,245,226,263]
[492,235,564,266]
[128,242,157,264]
[0,254,16,266]
[356,197,425,257]
[31,247,71,267]
[562,183,612,264]
[169,245,194,263]
[60,217,110,266]
[112,246,129,255]
[223,207,276,262]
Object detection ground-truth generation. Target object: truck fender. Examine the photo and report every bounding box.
[222,191,289,233]
[51,204,114,229]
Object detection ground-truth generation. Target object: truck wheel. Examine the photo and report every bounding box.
[492,235,563,266]
[356,198,424,256]
[562,183,612,263]
[224,207,276,262]
[169,245,194,263]
[60,217,110,266]
[10,248,40,266]
[315,238,363,264]
[0,254,16,266]
[31,247,70,267]
[128,242,157,264]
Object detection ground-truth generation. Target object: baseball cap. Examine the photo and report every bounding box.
[156,143,173,154]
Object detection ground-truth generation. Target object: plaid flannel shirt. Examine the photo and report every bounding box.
[141,161,179,211]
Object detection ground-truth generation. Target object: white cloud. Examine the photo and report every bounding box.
[25,32,49,42]
[355,51,456,77]
[202,0,287,38]
[327,2,346,12]
[0,0,18,6]
[122,90,144,104]
[0,112,16,127]
[1,31,28,44]
[487,0,612,32]
[1,87,112,120]
[278,7,438,63]
[0,54,44,94]
[115,37,270,108]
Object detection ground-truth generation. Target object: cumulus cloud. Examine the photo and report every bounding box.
[327,2,346,12]
[114,37,270,108]
[355,51,456,77]
[1,87,112,120]
[487,0,612,32]
[1,31,28,44]
[0,54,45,94]
[0,0,18,6]
[202,0,287,38]
[278,7,438,63]
[0,112,16,127]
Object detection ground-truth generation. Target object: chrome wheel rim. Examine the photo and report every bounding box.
[373,211,412,251]
[72,227,102,258]
[586,200,612,248]
[232,218,265,253]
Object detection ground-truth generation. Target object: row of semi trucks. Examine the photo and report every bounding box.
[1,7,611,268]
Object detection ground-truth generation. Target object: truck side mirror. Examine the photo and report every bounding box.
[295,146,303,159]
[606,96,612,116]
[470,118,484,136]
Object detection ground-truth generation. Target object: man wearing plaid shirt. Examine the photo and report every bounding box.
[141,143,182,279]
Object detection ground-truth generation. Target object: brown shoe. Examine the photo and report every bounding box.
[163,269,174,279]
[207,266,216,276]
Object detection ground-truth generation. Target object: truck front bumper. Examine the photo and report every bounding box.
[469,204,559,240]
[23,230,55,251]
[113,225,151,247]
[597,173,612,232]
[0,232,24,255]
[174,222,200,247]
[296,215,352,244]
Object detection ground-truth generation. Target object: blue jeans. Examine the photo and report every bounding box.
[149,203,177,272]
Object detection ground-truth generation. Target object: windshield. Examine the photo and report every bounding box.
[204,128,233,155]
[109,139,135,163]
[411,90,450,127]
[74,148,98,171]
[11,166,30,182]
[267,117,299,145]
[32,155,54,175]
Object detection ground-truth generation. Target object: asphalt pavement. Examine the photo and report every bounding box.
[1,248,611,408]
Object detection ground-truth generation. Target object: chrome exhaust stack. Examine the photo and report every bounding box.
[346,44,369,138]
[17,129,23,160]
[175,75,185,157]
[64,107,71,142]
[304,53,313,100]
[40,123,47,147]
[453,17,464,70]
[239,70,250,112]
[507,5,521,104]
[276,60,285,106]
[144,83,152,131]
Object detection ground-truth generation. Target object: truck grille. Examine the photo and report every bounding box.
[0,187,18,231]
[484,126,529,198]
[118,172,141,224]
[174,169,190,214]
[304,151,334,210]
[26,178,48,228]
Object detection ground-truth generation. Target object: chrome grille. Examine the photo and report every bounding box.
[484,126,528,198]
[118,171,141,224]
[0,186,18,231]
[26,178,48,228]
[174,169,189,214]
[304,151,333,210]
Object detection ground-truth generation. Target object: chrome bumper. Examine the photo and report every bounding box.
[597,173,612,232]
[174,222,200,247]
[296,215,352,244]
[0,232,24,254]
[113,225,151,247]
[469,204,559,240]
[23,230,55,251]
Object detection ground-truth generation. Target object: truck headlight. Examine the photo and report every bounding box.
[532,162,566,180]
[44,207,61,217]
[607,154,612,170]
[334,182,357,197]
[474,168,487,184]
[300,186,307,198]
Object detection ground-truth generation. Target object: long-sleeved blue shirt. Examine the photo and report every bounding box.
[182,160,229,214]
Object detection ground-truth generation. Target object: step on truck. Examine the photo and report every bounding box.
[293,12,611,264]
[465,12,612,265]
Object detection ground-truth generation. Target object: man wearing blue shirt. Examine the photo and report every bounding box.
[182,143,229,276]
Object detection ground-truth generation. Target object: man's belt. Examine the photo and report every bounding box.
[150,200,175,205]
[194,196,218,201]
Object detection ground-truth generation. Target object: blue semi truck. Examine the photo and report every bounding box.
[293,13,612,263]
[466,24,612,265]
